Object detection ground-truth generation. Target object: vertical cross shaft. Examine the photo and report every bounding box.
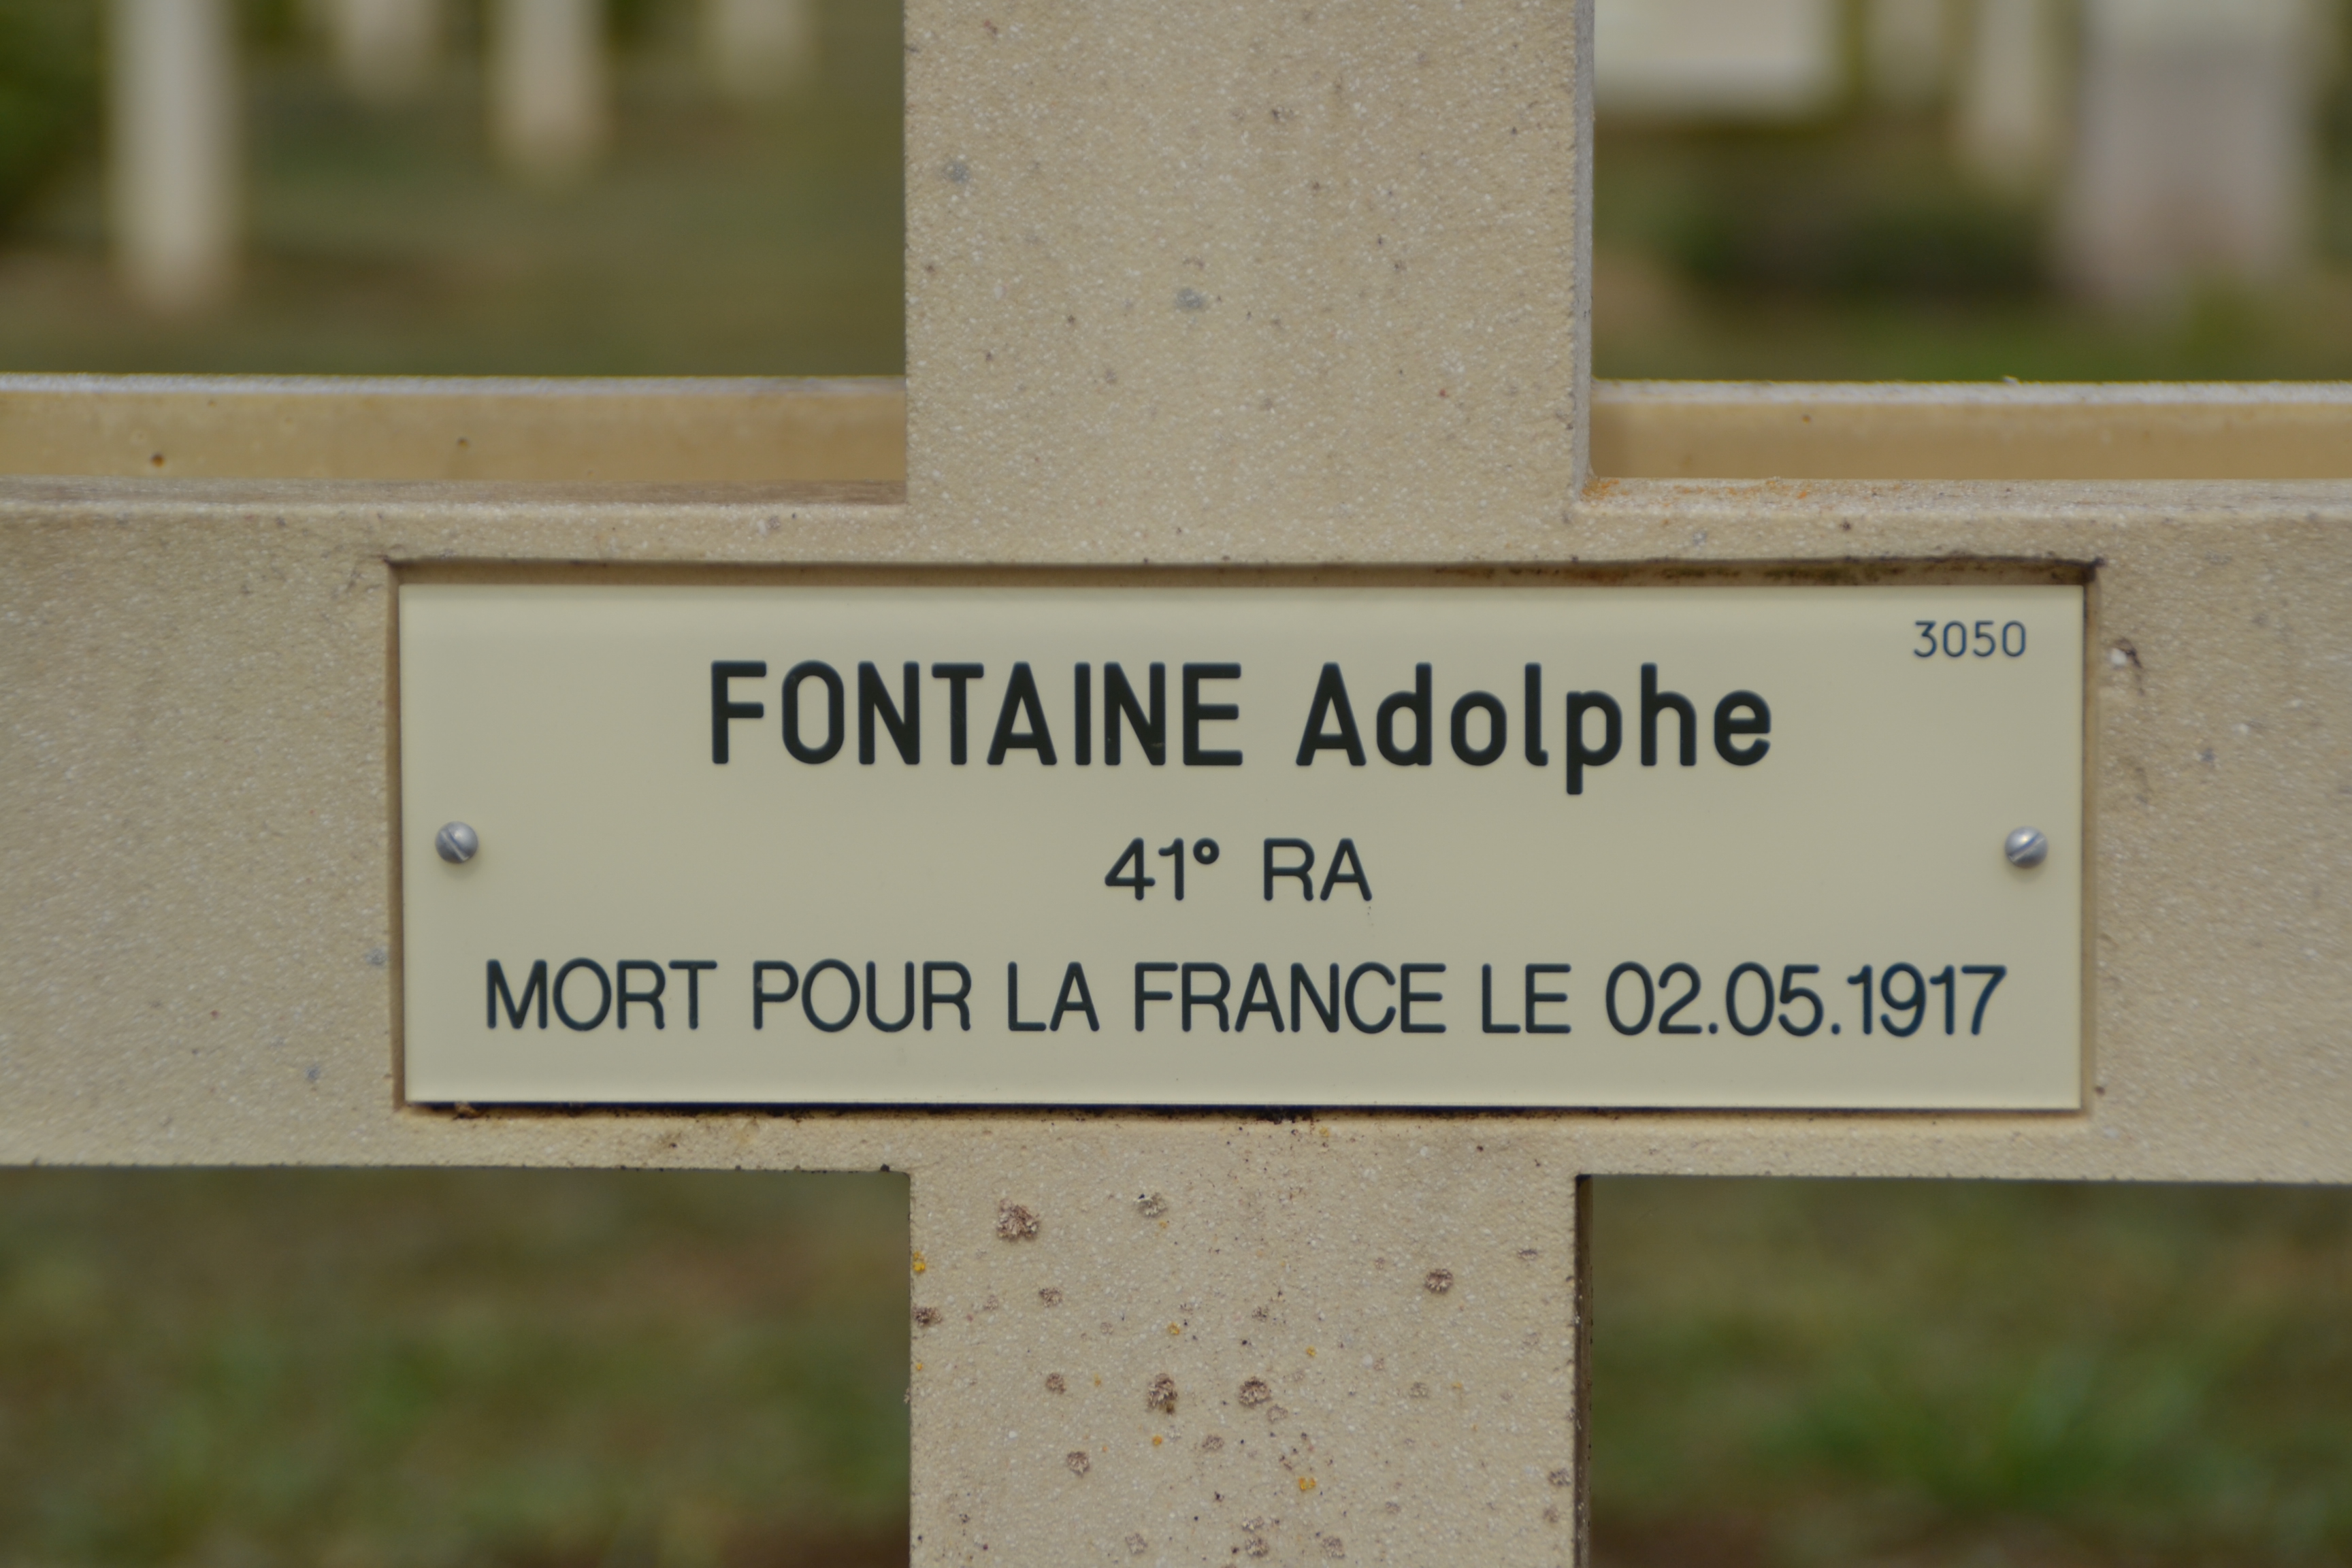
[909,1123,1590,1566]
[900,3,1599,1557]
[904,0,1595,548]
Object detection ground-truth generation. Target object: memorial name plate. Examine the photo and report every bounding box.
[399,584,2083,1109]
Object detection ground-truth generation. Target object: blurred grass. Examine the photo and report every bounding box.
[1594,114,2352,381]
[1591,1179,2352,1568]
[3,1,2351,379]
[1592,1,2352,385]
[0,0,904,376]
[0,1169,909,1568]
[0,0,96,232]
[10,1171,2345,1568]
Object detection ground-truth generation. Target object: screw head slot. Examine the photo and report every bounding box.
[2004,827,2048,868]
[435,822,479,864]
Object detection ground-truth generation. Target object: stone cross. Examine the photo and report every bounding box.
[5,4,2351,1568]
[110,0,241,312]
[492,0,610,182]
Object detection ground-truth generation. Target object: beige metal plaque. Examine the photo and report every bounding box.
[399,584,2082,1109]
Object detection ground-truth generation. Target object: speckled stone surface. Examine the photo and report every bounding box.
[4,474,2347,1186]
[904,0,1595,546]
[908,1123,1585,1568]
[2,473,2350,1567]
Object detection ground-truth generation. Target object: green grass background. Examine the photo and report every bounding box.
[1590,118,2352,382]
[3,1173,2347,1567]
[0,1170,909,1568]
[0,0,904,376]
[7,0,2352,377]
[1592,1181,2352,1568]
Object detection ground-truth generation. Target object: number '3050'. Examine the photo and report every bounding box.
[1916,619,2027,658]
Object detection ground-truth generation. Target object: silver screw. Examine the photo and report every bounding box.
[2004,827,2048,868]
[435,821,479,864]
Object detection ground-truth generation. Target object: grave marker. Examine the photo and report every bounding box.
[398,581,2084,1110]
[704,0,815,102]
[329,0,442,104]
[2061,0,2318,301]
[1595,0,1841,118]
[1955,0,2063,190]
[109,0,240,312]
[5,3,2352,1567]
[1865,0,1953,108]
[491,0,608,182]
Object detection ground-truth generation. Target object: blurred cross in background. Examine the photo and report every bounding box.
[7,0,2349,372]
[705,0,815,103]
[1595,0,2325,315]
[488,0,612,182]
[325,0,442,103]
[2062,0,2321,301]
[1954,0,2065,190]
[91,0,821,314]
[109,0,241,312]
